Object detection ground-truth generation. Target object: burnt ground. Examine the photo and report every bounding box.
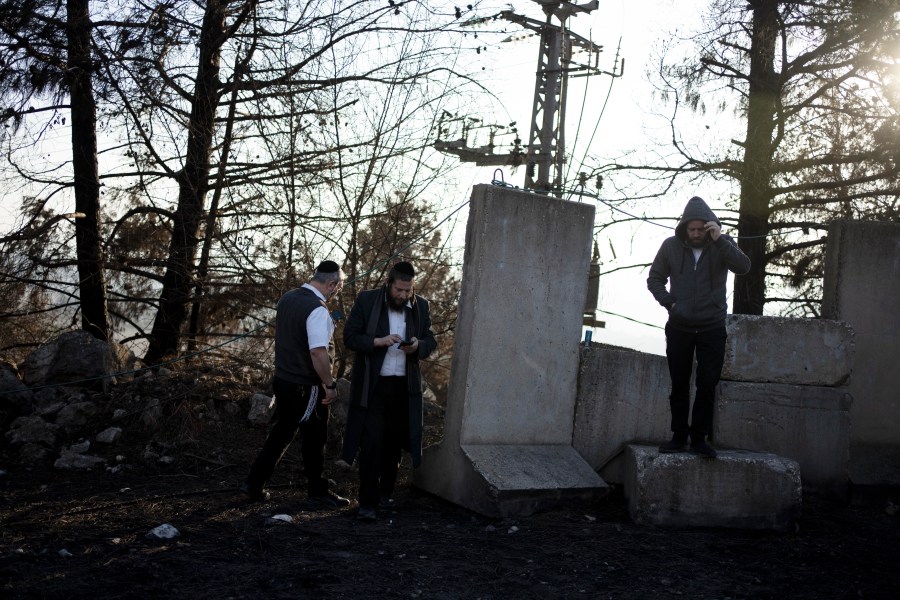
[1,369,899,599]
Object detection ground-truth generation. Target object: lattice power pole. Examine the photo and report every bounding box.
[513,1,599,196]
[435,1,621,198]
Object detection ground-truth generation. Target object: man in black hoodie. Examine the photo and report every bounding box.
[647,197,750,458]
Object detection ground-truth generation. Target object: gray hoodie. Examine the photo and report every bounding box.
[647,196,750,331]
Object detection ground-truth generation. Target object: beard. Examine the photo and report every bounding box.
[388,295,407,310]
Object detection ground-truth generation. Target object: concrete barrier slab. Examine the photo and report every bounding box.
[623,444,801,531]
[414,184,607,517]
[715,381,851,496]
[573,345,671,480]
[722,315,853,386]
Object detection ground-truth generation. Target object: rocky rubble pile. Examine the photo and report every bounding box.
[0,331,286,474]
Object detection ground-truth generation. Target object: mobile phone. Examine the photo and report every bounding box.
[399,339,413,347]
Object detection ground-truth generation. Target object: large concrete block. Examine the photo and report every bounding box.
[722,315,853,386]
[573,345,671,474]
[823,220,900,452]
[624,445,801,531]
[414,184,607,517]
[715,381,851,496]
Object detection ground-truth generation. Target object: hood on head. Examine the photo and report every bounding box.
[675,196,719,241]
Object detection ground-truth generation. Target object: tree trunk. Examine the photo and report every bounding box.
[734,0,779,315]
[67,0,109,341]
[144,0,226,364]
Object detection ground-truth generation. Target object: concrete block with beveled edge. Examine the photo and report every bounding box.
[623,444,801,531]
[715,381,851,497]
[722,314,853,386]
[413,184,607,517]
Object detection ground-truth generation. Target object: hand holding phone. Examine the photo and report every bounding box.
[399,339,413,347]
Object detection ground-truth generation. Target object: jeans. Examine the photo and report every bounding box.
[665,324,727,442]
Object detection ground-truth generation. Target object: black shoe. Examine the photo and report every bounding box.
[308,491,351,509]
[378,496,394,509]
[690,441,718,458]
[356,506,377,522]
[239,481,270,502]
[659,437,689,454]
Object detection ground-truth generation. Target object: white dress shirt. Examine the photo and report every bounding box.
[379,304,408,376]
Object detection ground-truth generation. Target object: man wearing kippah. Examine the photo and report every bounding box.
[240,260,350,508]
[341,261,437,522]
[648,196,750,459]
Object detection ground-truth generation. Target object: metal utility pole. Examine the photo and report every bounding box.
[513,1,599,196]
[435,1,621,198]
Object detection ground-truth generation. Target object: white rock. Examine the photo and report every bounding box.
[58,549,72,558]
[269,514,293,523]
[146,524,179,540]
[95,427,122,444]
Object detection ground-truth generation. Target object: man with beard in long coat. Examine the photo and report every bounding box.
[341,261,436,522]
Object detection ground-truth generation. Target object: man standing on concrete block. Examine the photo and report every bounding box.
[342,261,436,522]
[647,197,750,458]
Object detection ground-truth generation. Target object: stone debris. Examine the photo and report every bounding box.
[54,450,106,471]
[146,524,180,540]
[69,440,91,453]
[95,427,123,444]
[5,415,60,447]
[58,549,72,558]
[247,393,274,426]
[140,397,163,427]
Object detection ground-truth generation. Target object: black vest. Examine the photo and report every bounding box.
[273,286,329,385]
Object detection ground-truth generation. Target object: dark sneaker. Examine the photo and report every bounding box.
[659,437,689,454]
[308,491,350,509]
[239,481,271,502]
[378,496,394,509]
[356,506,377,522]
[690,441,718,458]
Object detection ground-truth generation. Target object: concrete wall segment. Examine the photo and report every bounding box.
[721,315,853,387]
[715,380,851,496]
[822,219,900,449]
